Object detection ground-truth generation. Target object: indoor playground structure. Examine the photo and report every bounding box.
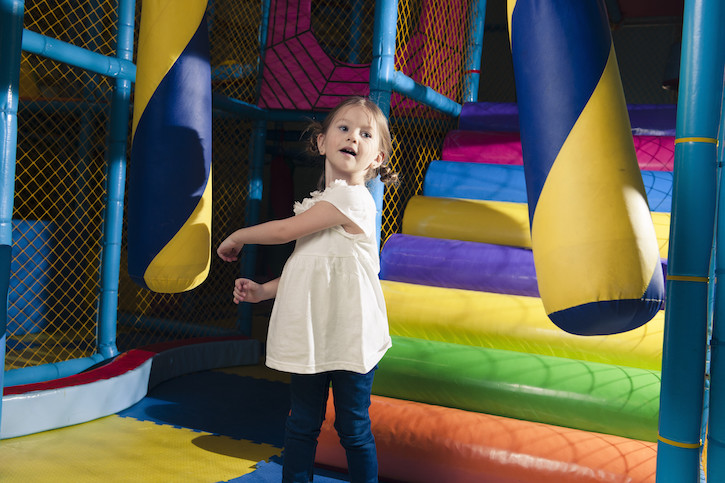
[1,0,725,482]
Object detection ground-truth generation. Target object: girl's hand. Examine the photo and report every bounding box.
[217,235,243,262]
[233,278,264,304]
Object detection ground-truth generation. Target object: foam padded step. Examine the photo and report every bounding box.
[423,160,673,211]
[458,101,676,136]
[441,130,674,171]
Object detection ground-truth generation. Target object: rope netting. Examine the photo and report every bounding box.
[384,0,473,243]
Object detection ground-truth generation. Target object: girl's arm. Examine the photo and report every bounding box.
[217,201,355,262]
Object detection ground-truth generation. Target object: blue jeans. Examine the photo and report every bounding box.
[282,367,378,483]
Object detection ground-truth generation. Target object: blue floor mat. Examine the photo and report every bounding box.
[228,456,349,482]
[119,370,290,446]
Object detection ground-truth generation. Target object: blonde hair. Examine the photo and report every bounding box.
[306,96,398,185]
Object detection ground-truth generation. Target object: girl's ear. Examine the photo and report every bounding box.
[316,133,326,156]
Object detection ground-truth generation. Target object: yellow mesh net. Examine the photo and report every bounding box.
[10,0,117,369]
[385,0,474,243]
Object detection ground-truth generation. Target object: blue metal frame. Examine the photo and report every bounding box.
[657,0,725,481]
[0,0,23,252]
[350,0,364,64]
[370,0,467,118]
[369,0,397,117]
[463,0,487,103]
[0,264,7,430]
[76,1,106,346]
[703,0,725,475]
[96,0,137,360]
[238,119,267,335]
[235,0,273,335]
[0,0,25,436]
[21,29,135,81]
[708,67,725,481]
[368,0,398,245]
[368,0,485,247]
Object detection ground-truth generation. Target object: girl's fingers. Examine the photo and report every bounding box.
[233,280,248,303]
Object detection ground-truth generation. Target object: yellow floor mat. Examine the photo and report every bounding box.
[0,414,280,482]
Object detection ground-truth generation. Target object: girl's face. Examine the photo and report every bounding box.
[317,105,384,186]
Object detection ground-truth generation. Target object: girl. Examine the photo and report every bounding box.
[217,96,397,483]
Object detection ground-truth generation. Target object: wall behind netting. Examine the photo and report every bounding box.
[479,1,681,104]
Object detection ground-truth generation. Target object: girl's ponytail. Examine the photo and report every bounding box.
[304,121,324,157]
[377,162,399,185]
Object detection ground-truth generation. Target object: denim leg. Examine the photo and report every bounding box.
[331,368,378,483]
[283,373,331,483]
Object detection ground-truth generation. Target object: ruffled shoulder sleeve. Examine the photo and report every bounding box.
[318,180,376,237]
[293,189,323,215]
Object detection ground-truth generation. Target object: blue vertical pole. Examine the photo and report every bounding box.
[236,0,272,335]
[707,63,725,481]
[0,0,24,432]
[256,0,271,89]
[96,0,136,359]
[76,1,104,324]
[462,0,487,103]
[370,0,396,120]
[238,120,266,336]
[0,245,8,438]
[349,0,363,64]
[657,0,725,481]
[369,0,398,250]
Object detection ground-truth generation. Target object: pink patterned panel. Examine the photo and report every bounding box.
[259,0,369,110]
[259,0,470,111]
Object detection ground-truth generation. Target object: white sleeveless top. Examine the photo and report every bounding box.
[265,180,391,374]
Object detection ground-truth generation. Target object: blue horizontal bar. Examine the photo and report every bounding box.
[21,29,136,81]
[211,63,256,81]
[4,353,107,387]
[391,71,462,117]
[117,312,240,339]
[211,94,334,123]
[211,93,267,119]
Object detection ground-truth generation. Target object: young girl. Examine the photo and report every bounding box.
[217,96,397,483]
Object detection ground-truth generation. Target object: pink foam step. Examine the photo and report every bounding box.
[442,130,674,171]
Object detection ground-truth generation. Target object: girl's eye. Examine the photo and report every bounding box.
[339,125,348,132]
[362,132,372,138]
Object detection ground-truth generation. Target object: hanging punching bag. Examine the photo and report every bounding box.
[128,1,212,293]
[507,0,664,335]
